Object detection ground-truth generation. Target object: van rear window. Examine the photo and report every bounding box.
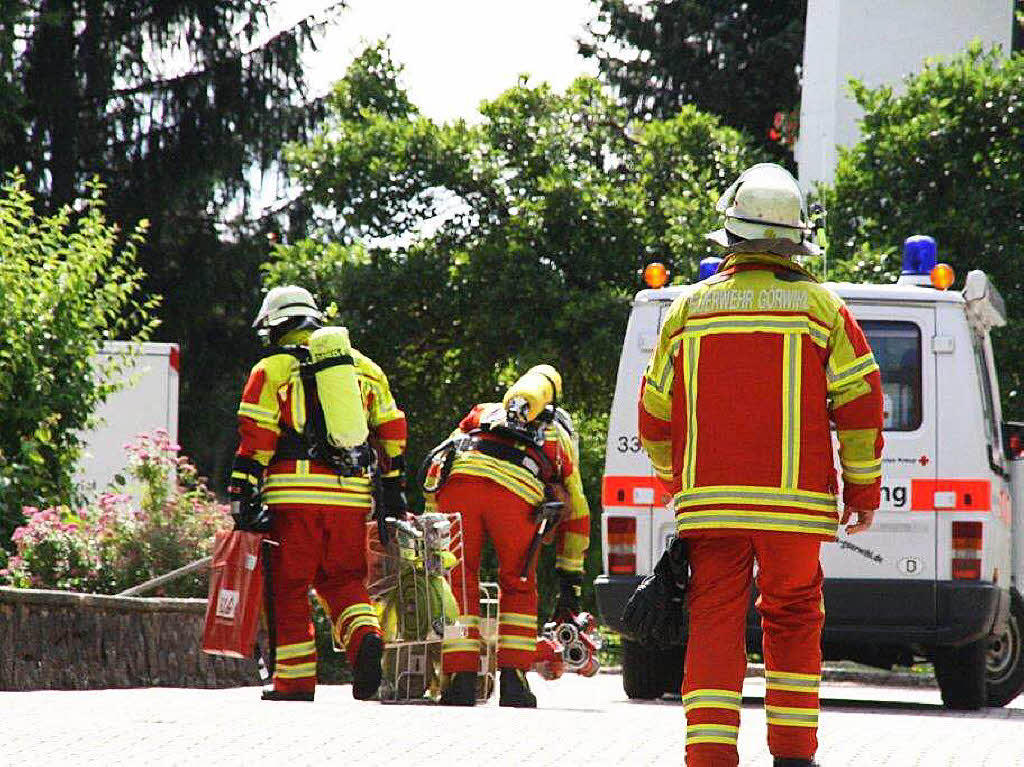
[861,321,922,431]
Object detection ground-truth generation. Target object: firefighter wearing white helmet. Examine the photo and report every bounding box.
[421,364,590,708]
[636,163,882,766]
[230,284,410,702]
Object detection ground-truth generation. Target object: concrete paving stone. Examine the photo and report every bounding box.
[2,674,1022,766]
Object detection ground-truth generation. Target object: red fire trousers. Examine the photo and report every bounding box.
[268,504,382,695]
[436,476,539,672]
[682,532,824,766]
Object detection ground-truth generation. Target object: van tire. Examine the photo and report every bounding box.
[986,590,1024,707]
[934,639,987,710]
[622,640,685,699]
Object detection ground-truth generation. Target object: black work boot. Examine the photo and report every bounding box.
[440,672,477,706]
[352,632,383,700]
[261,689,314,702]
[499,667,537,708]
[774,759,819,766]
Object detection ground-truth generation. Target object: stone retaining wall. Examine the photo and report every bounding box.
[0,587,259,691]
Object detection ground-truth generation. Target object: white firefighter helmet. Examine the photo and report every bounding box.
[252,285,323,337]
[706,163,819,256]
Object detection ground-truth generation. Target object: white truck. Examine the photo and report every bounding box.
[76,342,180,495]
[594,243,1024,710]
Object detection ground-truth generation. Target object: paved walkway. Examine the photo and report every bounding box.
[4,674,1022,766]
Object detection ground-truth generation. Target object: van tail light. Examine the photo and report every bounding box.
[607,517,637,575]
[951,521,982,580]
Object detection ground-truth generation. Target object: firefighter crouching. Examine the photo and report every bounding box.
[229,285,409,702]
[423,365,590,707]
[638,164,883,766]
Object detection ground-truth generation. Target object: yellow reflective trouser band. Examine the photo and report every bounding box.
[765,705,819,728]
[683,336,700,488]
[342,615,381,646]
[459,614,481,627]
[274,661,317,679]
[827,353,878,389]
[676,510,836,536]
[681,689,742,712]
[498,636,537,651]
[675,486,835,511]
[499,613,536,629]
[765,670,820,693]
[263,491,372,507]
[781,333,801,489]
[338,603,377,625]
[442,639,482,654]
[686,724,739,746]
[276,640,316,661]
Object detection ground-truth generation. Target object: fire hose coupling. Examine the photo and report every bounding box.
[533,612,602,680]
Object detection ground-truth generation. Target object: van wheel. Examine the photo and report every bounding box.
[934,639,987,710]
[622,640,685,699]
[986,591,1024,707]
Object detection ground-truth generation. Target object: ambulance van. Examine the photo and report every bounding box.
[594,241,1024,710]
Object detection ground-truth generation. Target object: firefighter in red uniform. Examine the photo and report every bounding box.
[639,164,883,766]
[229,285,409,702]
[423,365,590,707]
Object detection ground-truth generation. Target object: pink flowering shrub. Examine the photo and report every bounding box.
[1,430,229,596]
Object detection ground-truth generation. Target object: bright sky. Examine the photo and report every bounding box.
[298,0,600,122]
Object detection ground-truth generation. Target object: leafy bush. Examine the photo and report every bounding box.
[824,46,1024,413]
[1,431,229,596]
[0,174,159,544]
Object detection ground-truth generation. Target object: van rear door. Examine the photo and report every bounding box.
[821,303,938,627]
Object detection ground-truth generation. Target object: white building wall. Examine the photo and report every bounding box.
[797,0,1014,189]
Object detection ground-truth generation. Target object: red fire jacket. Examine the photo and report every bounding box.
[638,253,884,541]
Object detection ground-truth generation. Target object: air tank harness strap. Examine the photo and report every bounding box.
[271,430,375,477]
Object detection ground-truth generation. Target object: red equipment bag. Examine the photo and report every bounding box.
[202,530,266,658]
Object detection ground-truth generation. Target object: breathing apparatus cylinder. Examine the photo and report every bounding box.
[307,326,369,449]
[502,364,562,422]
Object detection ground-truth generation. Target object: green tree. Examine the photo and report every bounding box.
[0,175,157,545]
[825,46,1024,413]
[267,44,765,609]
[0,1,343,490]
[580,0,805,156]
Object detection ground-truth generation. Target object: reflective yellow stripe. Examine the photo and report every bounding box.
[649,338,682,396]
[497,635,537,651]
[274,661,317,679]
[262,490,373,508]
[238,402,278,425]
[682,336,700,488]
[682,688,742,712]
[842,457,882,480]
[676,509,837,536]
[827,352,879,390]
[766,670,821,692]
[683,315,827,348]
[499,613,536,629]
[338,603,376,624]
[264,474,372,490]
[459,614,481,628]
[781,333,801,489]
[686,723,739,745]
[230,470,261,485]
[449,456,544,505]
[342,615,381,646]
[555,554,584,571]
[766,705,819,727]
[276,640,316,661]
[442,639,482,653]
[290,375,306,430]
[675,485,836,512]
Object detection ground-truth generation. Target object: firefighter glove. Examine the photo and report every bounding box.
[553,569,582,622]
[228,456,271,533]
[620,538,689,648]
